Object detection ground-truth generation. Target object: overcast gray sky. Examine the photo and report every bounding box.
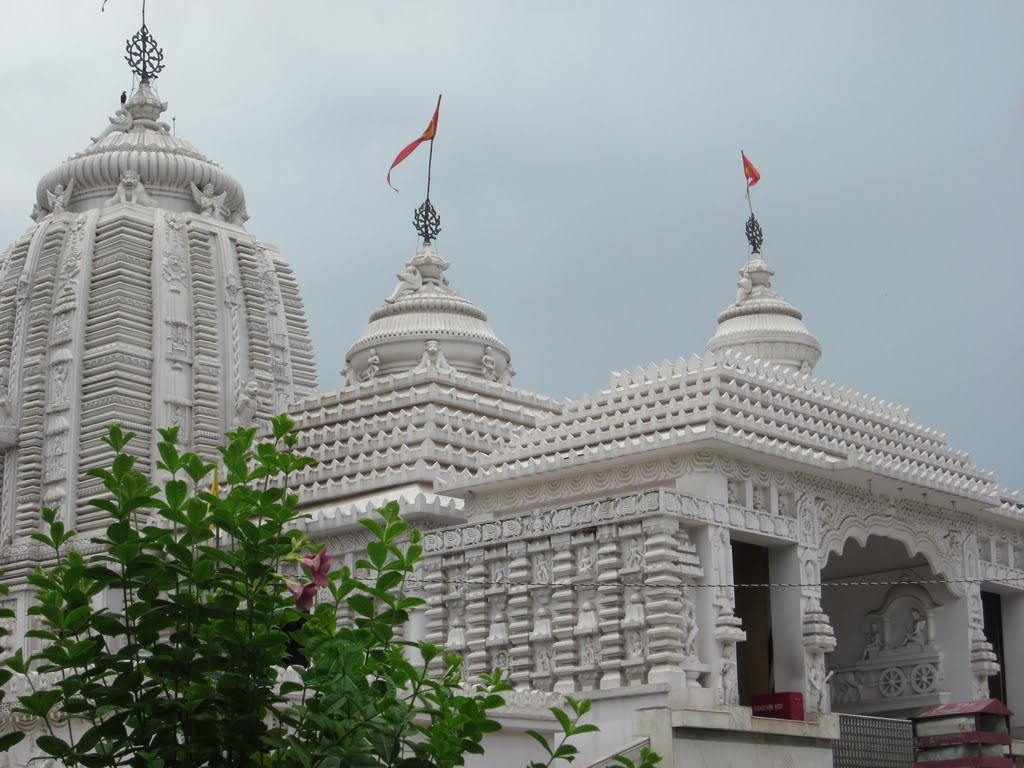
[1,2,1020,493]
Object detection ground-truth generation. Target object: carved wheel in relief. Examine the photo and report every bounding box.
[911,663,937,694]
[879,667,907,698]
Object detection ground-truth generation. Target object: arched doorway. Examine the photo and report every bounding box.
[821,535,954,717]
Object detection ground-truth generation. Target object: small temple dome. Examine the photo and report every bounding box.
[344,241,514,385]
[706,255,822,374]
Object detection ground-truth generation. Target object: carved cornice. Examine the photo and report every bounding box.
[463,449,796,517]
[425,488,797,558]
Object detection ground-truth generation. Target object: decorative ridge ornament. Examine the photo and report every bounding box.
[414,198,442,244]
[124,1,165,83]
[745,213,764,255]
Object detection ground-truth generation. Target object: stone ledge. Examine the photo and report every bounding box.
[670,706,840,742]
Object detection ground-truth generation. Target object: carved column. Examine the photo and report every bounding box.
[550,534,578,693]
[795,493,836,715]
[644,516,706,691]
[528,543,556,691]
[704,525,745,706]
[484,546,511,676]
[596,528,625,689]
[462,556,489,679]
[572,531,600,691]
[964,535,999,698]
[505,541,532,686]
[619,524,648,687]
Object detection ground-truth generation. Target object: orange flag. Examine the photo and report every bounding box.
[387,95,442,192]
[742,151,760,188]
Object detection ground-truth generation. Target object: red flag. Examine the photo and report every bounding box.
[742,151,760,188]
[387,95,442,192]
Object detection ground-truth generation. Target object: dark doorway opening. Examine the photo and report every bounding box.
[981,591,1006,702]
[732,540,773,704]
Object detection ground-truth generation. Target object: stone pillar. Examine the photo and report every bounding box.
[596,529,626,689]
[963,537,1000,698]
[966,583,1000,699]
[528,542,555,692]
[932,592,974,702]
[1001,593,1024,736]
[643,518,686,690]
[550,534,578,693]
[696,524,745,707]
[506,542,532,686]
[769,545,806,693]
[792,494,836,715]
[463,556,489,679]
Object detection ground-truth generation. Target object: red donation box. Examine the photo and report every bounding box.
[751,692,805,721]
[912,699,1014,767]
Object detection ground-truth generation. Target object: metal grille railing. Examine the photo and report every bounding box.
[833,713,914,768]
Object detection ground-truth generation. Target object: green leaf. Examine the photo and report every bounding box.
[375,570,404,593]
[165,478,188,510]
[525,729,553,757]
[17,689,62,718]
[35,734,73,759]
[552,705,572,733]
[359,517,386,541]
[366,540,388,569]
[0,731,24,751]
[348,594,375,618]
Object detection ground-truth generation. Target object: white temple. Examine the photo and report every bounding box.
[1,21,1022,768]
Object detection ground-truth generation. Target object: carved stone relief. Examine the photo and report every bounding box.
[104,170,156,207]
[805,475,969,597]
[829,583,945,713]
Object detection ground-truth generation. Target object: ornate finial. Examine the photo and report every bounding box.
[745,213,763,254]
[413,198,442,243]
[124,4,165,83]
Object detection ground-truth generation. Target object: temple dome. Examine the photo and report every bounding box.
[344,241,514,385]
[0,78,316,538]
[706,254,822,374]
[33,82,247,224]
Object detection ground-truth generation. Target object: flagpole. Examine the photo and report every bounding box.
[426,137,434,202]
[741,150,763,259]
[743,150,755,217]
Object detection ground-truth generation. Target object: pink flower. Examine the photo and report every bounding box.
[285,578,319,613]
[298,546,331,588]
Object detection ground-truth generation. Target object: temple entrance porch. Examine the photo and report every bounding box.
[821,534,988,717]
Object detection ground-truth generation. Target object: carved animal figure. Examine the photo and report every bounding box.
[104,170,156,207]
[234,379,260,426]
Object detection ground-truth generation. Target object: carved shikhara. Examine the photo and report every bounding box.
[0,205,318,541]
